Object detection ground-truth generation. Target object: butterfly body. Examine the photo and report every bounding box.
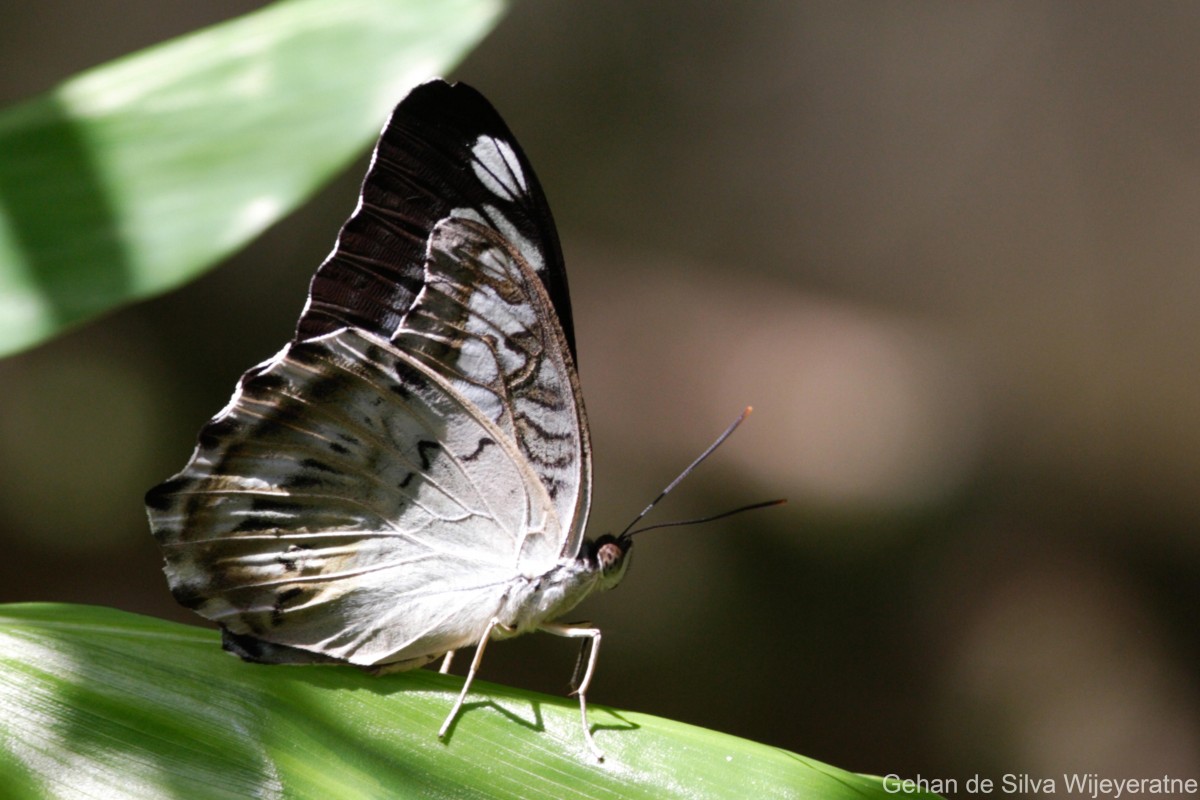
[147,80,629,756]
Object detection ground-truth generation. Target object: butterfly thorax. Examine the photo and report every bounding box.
[493,535,630,638]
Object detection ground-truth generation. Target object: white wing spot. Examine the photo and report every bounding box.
[471,135,527,200]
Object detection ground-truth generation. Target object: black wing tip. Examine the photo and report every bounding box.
[390,79,507,139]
[403,78,486,108]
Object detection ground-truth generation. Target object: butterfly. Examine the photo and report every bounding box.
[146,79,629,759]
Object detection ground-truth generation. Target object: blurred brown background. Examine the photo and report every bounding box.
[2,1,1198,786]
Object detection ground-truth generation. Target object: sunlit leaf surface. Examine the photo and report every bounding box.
[0,0,505,356]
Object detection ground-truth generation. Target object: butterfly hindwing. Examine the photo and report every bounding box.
[149,326,563,666]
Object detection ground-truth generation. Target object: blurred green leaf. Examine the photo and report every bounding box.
[0,0,505,357]
[0,603,941,800]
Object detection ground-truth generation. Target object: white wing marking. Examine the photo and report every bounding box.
[470,134,528,199]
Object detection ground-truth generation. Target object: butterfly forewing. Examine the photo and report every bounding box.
[147,80,591,668]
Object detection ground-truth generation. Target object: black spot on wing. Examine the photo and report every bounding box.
[392,358,425,391]
[277,587,305,604]
[197,416,243,451]
[279,544,308,573]
[244,372,288,397]
[145,477,187,512]
[271,586,307,627]
[283,473,324,490]
[417,439,441,470]
[170,581,209,611]
[461,437,496,462]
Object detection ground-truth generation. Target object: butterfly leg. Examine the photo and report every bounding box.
[540,622,604,761]
[438,618,503,740]
[438,650,456,674]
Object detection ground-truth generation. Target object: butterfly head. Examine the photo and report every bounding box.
[582,533,632,591]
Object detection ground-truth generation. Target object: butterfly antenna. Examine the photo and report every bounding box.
[624,498,786,538]
[618,406,756,539]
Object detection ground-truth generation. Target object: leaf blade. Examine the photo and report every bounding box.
[0,0,506,357]
[0,603,943,800]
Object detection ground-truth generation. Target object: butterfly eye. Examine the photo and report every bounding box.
[596,540,626,574]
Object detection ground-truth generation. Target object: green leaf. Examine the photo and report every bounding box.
[0,603,941,799]
[0,0,506,357]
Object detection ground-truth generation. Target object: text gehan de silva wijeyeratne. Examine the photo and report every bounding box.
[882,773,1199,798]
